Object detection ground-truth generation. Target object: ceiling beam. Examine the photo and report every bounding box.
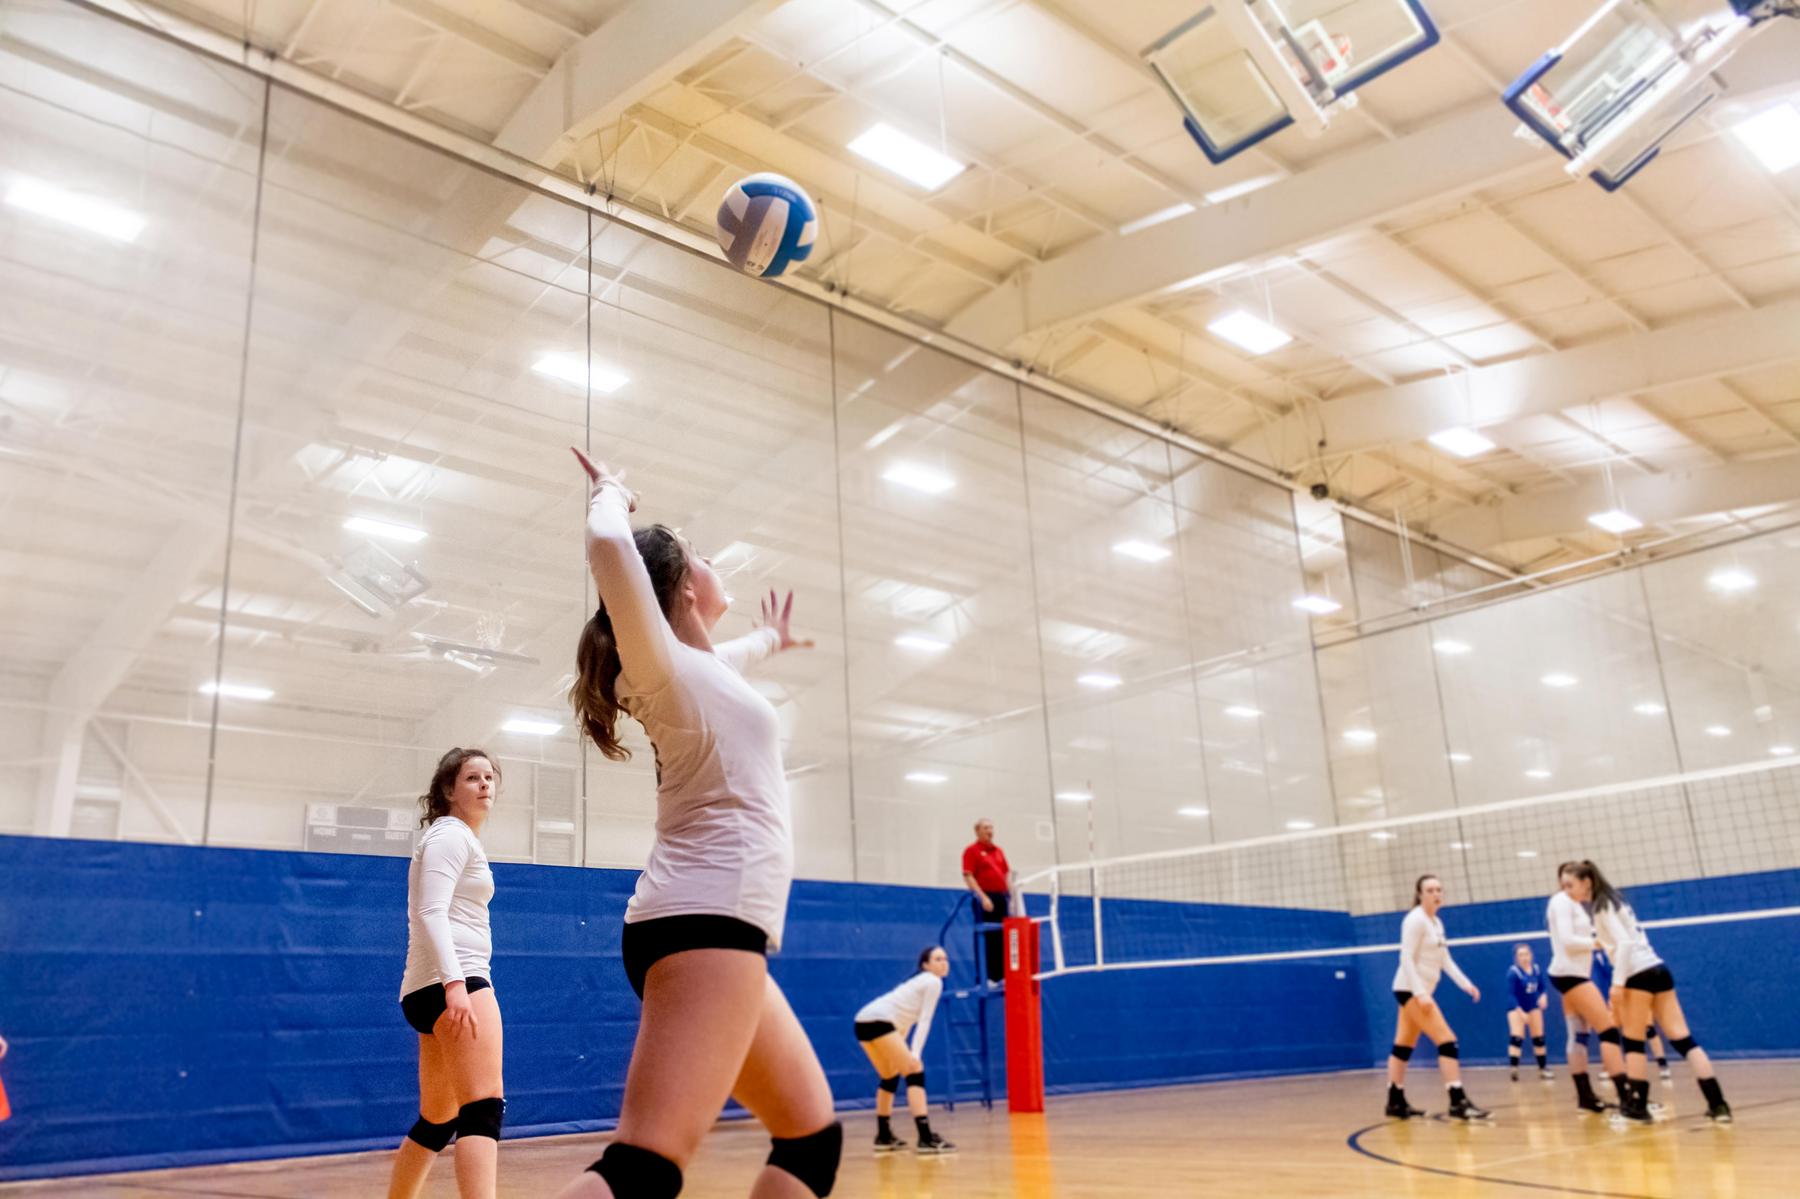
[1241,297,1800,462]
[492,0,784,164]
[1434,456,1800,550]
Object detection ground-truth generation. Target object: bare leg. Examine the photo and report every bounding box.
[1414,1002,1462,1087]
[1388,1004,1422,1087]
[441,989,505,1199]
[732,976,838,1199]
[387,1033,457,1199]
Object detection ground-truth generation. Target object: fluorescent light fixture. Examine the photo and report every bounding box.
[1284,819,1316,831]
[894,633,949,653]
[1731,103,1800,174]
[1432,639,1471,655]
[1056,790,1094,802]
[905,771,948,784]
[1540,672,1579,688]
[1076,673,1123,690]
[532,353,629,393]
[1588,509,1644,534]
[502,718,561,736]
[1428,427,1496,458]
[847,122,966,190]
[1112,540,1172,563]
[1708,567,1757,593]
[1369,830,1397,842]
[1771,745,1796,757]
[1207,309,1292,355]
[5,178,146,242]
[1449,841,1472,851]
[1634,701,1667,716]
[1448,752,1473,764]
[199,680,273,701]
[343,515,427,543]
[1119,202,1195,235]
[1524,768,1552,780]
[1176,805,1209,818]
[1223,705,1262,719]
[1517,849,1540,859]
[1203,173,1281,204]
[1704,724,1732,737]
[1342,728,1377,745]
[881,462,955,495]
[1292,594,1342,615]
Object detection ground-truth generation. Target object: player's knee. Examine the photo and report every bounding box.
[1531,1036,1546,1048]
[589,1142,683,1198]
[904,1071,926,1091]
[406,1114,456,1152]
[1436,1041,1459,1061]
[1508,1035,1524,1049]
[1390,1044,1414,1062]
[1598,1027,1622,1046]
[878,1074,900,1094]
[453,1096,505,1142]
[767,1121,842,1197]
[1621,1037,1646,1056]
[1669,1035,1698,1058]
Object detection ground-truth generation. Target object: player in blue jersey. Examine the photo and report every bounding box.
[1505,943,1553,1081]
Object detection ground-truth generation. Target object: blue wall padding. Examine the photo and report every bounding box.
[4,835,1794,1180]
[1349,868,1800,1067]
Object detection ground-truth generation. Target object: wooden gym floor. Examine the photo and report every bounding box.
[4,1060,1794,1197]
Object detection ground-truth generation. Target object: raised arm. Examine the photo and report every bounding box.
[575,449,677,691]
[714,626,780,675]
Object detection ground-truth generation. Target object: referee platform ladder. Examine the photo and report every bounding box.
[935,894,999,1111]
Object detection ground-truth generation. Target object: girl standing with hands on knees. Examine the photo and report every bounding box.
[389,749,505,1199]
[1385,874,1489,1121]
[854,947,956,1155]
[559,447,838,1199]
[1505,943,1553,1082]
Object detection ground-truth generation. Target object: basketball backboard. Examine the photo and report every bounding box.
[1144,0,1441,164]
[1504,0,1796,191]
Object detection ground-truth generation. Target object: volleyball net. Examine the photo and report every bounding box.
[1017,754,1800,981]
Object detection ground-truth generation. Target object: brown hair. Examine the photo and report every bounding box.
[1562,859,1625,912]
[1412,873,1440,907]
[418,747,498,828]
[572,524,691,761]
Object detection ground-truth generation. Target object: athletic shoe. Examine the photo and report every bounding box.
[916,1132,958,1155]
[1510,1068,1519,1081]
[1539,1068,1556,1081]
[1577,1096,1612,1114]
[873,1132,908,1154]
[1659,1066,1673,1081]
[1614,1100,1654,1125]
[1706,1102,1733,1124]
[1447,1095,1492,1121]
[1385,1097,1427,1119]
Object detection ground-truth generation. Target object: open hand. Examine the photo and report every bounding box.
[439,981,479,1042]
[571,446,637,511]
[760,589,815,652]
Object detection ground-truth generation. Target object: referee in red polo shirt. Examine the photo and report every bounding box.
[961,818,1016,984]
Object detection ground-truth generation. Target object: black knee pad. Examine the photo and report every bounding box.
[1437,1041,1460,1061]
[454,1097,505,1142]
[1597,1026,1621,1046]
[904,1071,926,1091]
[407,1114,456,1152]
[590,1142,683,1199]
[1508,1036,1524,1049]
[1670,1035,1698,1058]
[767,1121,842,1198]
[878,1074,900,1094]
[1532,1036,1546,1048]
[1390,1044,1414,1062]
[1621,1037,1646,1056]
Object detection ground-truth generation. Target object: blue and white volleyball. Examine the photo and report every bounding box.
[714,173,817,279]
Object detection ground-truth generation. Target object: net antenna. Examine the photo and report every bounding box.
[1143,1,1441,164]
[1503,0,1797,192]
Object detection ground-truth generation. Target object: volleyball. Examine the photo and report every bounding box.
[714,172,817,278]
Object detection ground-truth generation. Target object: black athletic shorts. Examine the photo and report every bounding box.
[1551,974,1590,995]
[1624,964,1675,994]
[621,914,768,999]
[855,1020,897,1042]
[401,976,491,1035]
[1393,990,1414,1008]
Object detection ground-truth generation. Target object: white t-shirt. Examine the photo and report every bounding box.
[1546,891,1598,979]
[400,816,494,998]
[855,972,944,1055]
[1593,901,1663,984]
[1391,906,1470,998]
[588,485,795,950]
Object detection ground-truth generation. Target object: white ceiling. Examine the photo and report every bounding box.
[19,0,1800,583]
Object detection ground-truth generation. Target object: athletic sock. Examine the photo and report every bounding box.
[1535,1051,1548,1070]
[1610,1074,1631,1104]
[1447,1082,1466,1100]
[914,1116,932,1139]
[1657,1057,1669,1069]
[1574,1073,1598,1104]
[1387,1083,1406,1105]
[877,1116,892,1137]
[1698,1076,1726,1108]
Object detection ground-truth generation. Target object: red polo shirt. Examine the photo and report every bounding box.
[962,840,1011,894]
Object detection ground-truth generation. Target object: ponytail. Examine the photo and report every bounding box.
[570,523,691,761]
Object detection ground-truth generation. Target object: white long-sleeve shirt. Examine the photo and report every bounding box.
[1592,901,1663,984]
[400,816,494,998]
[855,972,944,1056]
[1546,891,1598,978]
[1391,906,1470,998]
[587,485,795,950]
